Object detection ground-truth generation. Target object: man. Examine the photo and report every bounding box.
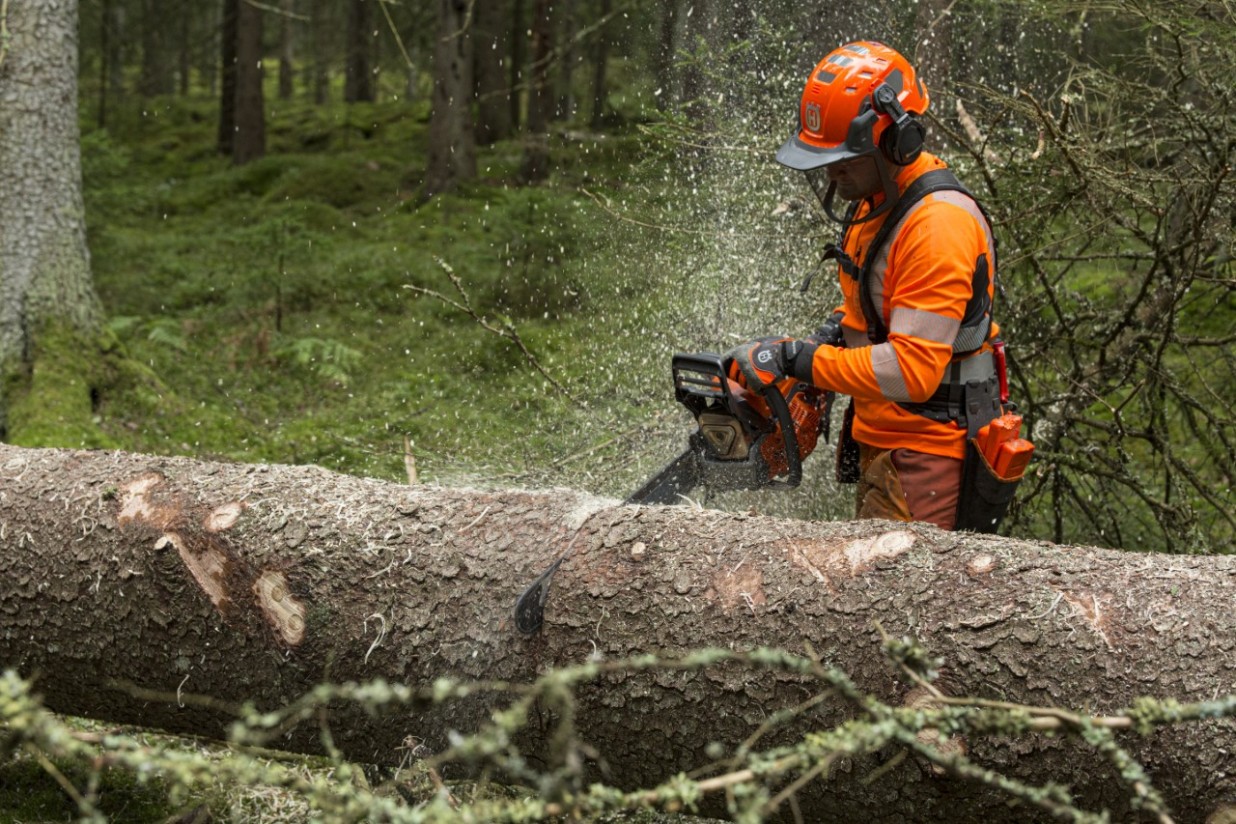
[727,41,1009,532]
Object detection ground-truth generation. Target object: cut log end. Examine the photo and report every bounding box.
[1207,804,1236,824]
[161,531,232,611]
[119,473,178,529]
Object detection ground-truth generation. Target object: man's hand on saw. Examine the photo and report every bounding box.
[727,336,812,389]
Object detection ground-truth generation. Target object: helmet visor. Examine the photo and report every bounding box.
[775,108,881,171]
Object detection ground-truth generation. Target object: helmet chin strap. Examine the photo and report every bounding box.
[818,155,902,227]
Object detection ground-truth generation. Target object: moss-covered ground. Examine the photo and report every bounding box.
[73,90,691,499]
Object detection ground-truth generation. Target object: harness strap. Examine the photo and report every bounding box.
[857,169,984,345]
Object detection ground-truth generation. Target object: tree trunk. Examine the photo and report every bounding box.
[554,0,575,121]
[589,0,611,129]
[1,444,1234,823]
[653,0,678,111]
[344,0,374,103]
[508,0,524,130]
[233,0,266,165]
[0,0,103,439]
[307,0,329,105]
[679,0,708,120]
[138,0,174,97]
[519,0,552,183]
[473,0,513,145]
[278,0,296,100]
[177,2,191,96]
[97,0,115,128]
[217,0,239,155]
[422,0,476,198]
[914,0,954,144]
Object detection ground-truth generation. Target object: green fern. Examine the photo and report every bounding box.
[273,336,361,386]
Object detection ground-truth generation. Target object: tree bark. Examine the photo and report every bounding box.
[1,444,1234,823]
[422,0,476,198]
[233,0,266,165]
[0,0,102,437]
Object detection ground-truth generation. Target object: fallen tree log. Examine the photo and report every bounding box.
[1,443,1233,822]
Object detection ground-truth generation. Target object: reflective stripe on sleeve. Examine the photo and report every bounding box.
[954,322,989,353]
[870,342,911,402]
[889,307,960,345]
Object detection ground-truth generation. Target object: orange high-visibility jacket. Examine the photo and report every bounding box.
[803,152,999,460]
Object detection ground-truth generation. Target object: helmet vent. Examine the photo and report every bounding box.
[816,70,837,84]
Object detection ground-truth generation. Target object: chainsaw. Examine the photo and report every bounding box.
[513,351,828,635]
[626,352,827,504]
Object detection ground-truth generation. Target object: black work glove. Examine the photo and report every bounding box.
[805,311,846,348]
[727,336,816,390]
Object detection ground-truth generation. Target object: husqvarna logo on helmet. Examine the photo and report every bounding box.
[804,102,821,133]
[757,350,774,364]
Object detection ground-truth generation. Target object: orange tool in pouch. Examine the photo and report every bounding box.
[993,437,1034,479]
[980,413,1023,470]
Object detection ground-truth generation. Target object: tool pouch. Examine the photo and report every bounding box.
[835,399,861,484]
[954,438,1023,533]
[954,377,1021,533]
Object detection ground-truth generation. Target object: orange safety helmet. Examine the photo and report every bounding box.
[776,41,930,172]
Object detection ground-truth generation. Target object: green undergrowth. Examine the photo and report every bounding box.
[81,92,677,492]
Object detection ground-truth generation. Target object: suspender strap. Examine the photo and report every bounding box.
[856,169,975,344]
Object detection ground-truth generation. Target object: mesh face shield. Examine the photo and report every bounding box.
[804,166,832,210]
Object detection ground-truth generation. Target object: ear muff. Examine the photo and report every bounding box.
[872,83,925,166]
